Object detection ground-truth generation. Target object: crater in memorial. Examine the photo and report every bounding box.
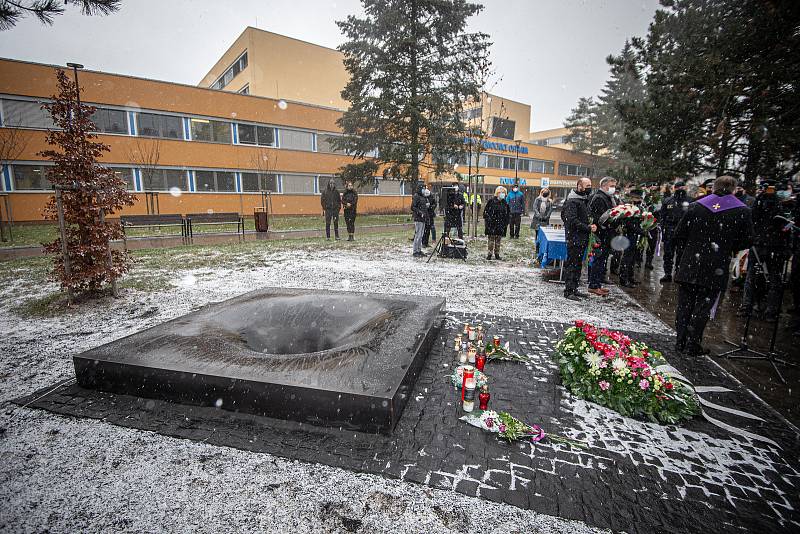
[73,289,445,433]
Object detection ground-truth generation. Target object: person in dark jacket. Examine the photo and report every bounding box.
[673,176,753,356]
[483,186,511,260]
[444,181,465,239]
[342,181,358,241]
[561,178,597,301]
[739,180,792,321]
[422,191,438,247]
[587,176,618,296]
[734,183,756,208]
[618,190,644,288]
[530,188,554,234]
[506,184,525,238]
[321,179,342,240]
[658,180,690,283]
[411,184,431,257]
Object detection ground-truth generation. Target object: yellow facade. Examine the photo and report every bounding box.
[529,127,574,150]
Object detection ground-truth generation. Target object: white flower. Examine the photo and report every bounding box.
[611,357,627,372]
[583,351,602,369]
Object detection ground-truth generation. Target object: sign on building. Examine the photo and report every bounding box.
[540,177,550,189]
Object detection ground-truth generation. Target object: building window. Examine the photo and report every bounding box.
[109,167,135,190]
[278,129,314,151]
[142,168,188,191]
[377,179,402,195]
[490,117,516,140]
[241,172,278,192]
[558,163,593,177]
[136,113,182,139]
[1,99,56,129]
[517,158,530,172]
[11,164,51,190]
[316,133,347,155]
[91,108,127,135]
[281,174,316,194]
[237,124,275,146]
[195,170,236,192]
[190,118,231,144]
[212,51,248,91]
[238,85,250,95]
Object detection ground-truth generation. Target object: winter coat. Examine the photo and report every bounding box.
[751,194,790,251]
[445,188,465,225]
[342,190,358,214]
[483,197,510,237]
[531,196,553,225]
[506,189,525,214]
[321,188,342,212]
[561,190,592,246]
[673,194,753,290]
[658,190,690,232]
[425,194,437,225]
[412,192,430,223]
[588,189,617,242]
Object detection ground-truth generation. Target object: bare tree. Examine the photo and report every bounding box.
[126,137,161,188]
[0,122,30,168]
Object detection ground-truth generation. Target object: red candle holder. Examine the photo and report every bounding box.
[479,387,490,411]
[475,352,486,371]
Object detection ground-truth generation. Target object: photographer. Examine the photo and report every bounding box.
[422,187,437,247]
[444,181,465,239]
[411,183,431,257]
[738,180,793,322]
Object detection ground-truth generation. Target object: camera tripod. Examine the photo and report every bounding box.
[427,186,467,263]
[719,244,797,384]
[426,230,467,263]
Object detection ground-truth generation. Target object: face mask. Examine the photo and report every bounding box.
[580,188,592,196]
[607,186,616,195]
[499,193,506,200]
[542,192,549,198]
[777,190,790,200]
[422,189,431,197]
[512,187,518,192]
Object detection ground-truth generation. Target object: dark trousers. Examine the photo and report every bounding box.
[620,235,639,284]
[676,282,718,351]
[662,232,683,277]
[564,239,588,295]
[588,241,610,289]
[610,250,621,274]
[636,230,656,266]
[444,221,463,239]
[509,213,522,238]
[423,220,436,246]
[344,210,356,235]
[742,247,786,317]
[792,249,800,310]
[325,210,339,239]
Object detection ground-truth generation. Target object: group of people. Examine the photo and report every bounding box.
[320,179,359,241]
[561,173,800,357]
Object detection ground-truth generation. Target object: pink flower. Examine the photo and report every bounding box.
[599,360,608,369]
[485,417,494,428]
[642,369,651,378]
[598,380,610,391]
[639,379,650,390]
[530,424,546,442]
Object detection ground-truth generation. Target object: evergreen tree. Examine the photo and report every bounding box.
[0,0,120,30]
[334,0,491,192]
[563,97,605,176]
[39,70,135,295]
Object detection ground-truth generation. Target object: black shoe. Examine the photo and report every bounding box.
[565,293,581,301]
[413,251,424,257]
[494,254,501,260]
[675,341,686,353]
[620,281,636,288]
[660,275,672,283]
[486,254,492,260]
[335,236,341,241]
[685,344,710,357]
[763,314,778,324]
[575,291,589,299]
[348,235,354,241]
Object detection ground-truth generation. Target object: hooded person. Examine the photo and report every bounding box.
[483,185,511,260]
[342,181,358,241]
[561,178,597,300]
[506,183,525,238]
[411,183,431,257]
[321,179,342,240]
[658,180,690,283]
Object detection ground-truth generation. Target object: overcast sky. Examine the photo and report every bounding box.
[0,0,660,131]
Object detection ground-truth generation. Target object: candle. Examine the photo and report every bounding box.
[461,365,474,401]
[467,345,477,364]
[468,326,476,341]
[492,335,501,347]
[475,351,486,371]
[454,336,462,351]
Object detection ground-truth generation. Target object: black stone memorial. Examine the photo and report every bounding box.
[73,289,445,433]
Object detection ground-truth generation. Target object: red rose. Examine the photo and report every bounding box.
[575,320,585,327]
[665,382,674,390]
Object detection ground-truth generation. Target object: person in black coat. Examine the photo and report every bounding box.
[342,181,358,241]
[411,184,431,257]
[561,178,597,300]
[618,190,644,288]
[483,186,511,261]
[444,182,465,239]
[422,191,437,247]
[320,179,342,240]
[673,176,753,356]
[658,180,690,283]
[587,176,618,295]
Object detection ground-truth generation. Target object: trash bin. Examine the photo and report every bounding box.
[254,208,269,232]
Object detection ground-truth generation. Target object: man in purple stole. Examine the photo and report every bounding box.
[672,176,753,356]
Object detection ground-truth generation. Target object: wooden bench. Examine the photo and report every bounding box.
[185,212,245,238]
[120,214,187,249]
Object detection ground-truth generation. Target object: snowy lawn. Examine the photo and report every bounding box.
[0,231,672,533]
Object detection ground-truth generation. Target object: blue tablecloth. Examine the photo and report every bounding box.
[537,227,567,267]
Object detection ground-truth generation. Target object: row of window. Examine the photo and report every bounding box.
[4,164,409,195]
[558,163,594,177]
[211,52,248,91]
[0,97,351,154]
[534,136,567,146]
[457,153,556,174]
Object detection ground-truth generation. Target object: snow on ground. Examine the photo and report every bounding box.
[0,240,668,533]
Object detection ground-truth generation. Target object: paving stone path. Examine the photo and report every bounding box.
[20,315,800,533]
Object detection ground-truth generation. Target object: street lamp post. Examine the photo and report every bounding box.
[514,139,521,184]
[66,62,84,109]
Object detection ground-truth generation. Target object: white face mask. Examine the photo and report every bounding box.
[512,187,518,192]
[422,188,430,197]
[607,186,616,195]
[499,193,506,200]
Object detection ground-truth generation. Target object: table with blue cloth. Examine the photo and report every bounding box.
[536,227,567,267]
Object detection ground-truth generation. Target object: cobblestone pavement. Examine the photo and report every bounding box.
[20,314,800,534]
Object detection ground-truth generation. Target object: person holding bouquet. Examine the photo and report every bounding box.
[619,190,644,288]
[588,177,619,296]
[562,178,597,300]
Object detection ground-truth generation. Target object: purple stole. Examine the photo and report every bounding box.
[696,193,746,213]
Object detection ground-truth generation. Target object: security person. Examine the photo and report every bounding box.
[658,180,690,283]
[619,189,643,288]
